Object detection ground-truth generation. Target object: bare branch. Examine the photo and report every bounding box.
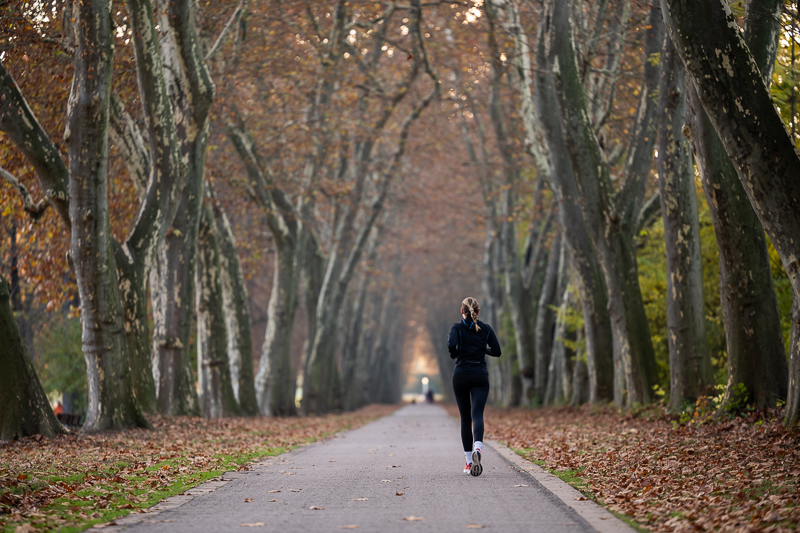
[0,167,49,219]
[205,0,251,62]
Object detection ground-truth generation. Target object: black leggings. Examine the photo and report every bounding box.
[452,372,490,452]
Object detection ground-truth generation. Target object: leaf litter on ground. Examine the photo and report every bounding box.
[0,405,397,532]
[474,404,800,533]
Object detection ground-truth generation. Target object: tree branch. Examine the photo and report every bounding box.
[0,167,49,219]
[205,0,250,62]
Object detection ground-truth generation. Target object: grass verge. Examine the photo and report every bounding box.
[1,404,398,532]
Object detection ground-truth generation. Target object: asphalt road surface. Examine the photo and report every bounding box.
[119,403,628,533]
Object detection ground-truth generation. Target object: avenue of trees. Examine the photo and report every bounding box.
[2,0,800,439]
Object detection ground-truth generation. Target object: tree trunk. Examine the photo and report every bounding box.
[213,198,258,415]
[151,245,200,416]
[150,0,215,416]
[255,234,300,416]
[196,205,240,419]
[66,0,148,431]
[656,37,713,411]
[661,0,800,423]
[681,3,787,411]
[545,0,661,406]
[545,285,574,405]
[570,325,589,406]
[529,7,615,404]
[0,275,66,440]
[535,230,563,403]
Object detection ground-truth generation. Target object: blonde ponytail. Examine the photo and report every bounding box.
[461,297,481,332]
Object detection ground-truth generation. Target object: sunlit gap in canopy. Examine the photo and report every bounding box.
[401,319,443,404]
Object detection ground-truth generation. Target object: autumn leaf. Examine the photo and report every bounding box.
[403,516,424,521]
[309,506,325,510]
[395,491,404,496]
[240,523,265,527]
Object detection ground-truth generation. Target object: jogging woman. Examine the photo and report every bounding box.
[446,297,501,476]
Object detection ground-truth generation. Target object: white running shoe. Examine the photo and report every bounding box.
[470,449,483,477]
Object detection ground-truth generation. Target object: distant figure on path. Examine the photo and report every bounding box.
[425,388,434,404]
[446,297,502,477]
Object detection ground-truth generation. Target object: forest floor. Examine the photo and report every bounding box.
[476,403,800,533]
[0,405,397,532]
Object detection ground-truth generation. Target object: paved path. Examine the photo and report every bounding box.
[116,404,632,533]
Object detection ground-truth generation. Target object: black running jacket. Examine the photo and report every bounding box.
[446,319,502,374]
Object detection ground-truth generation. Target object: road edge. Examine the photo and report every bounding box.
[486,438,639,533]
[94,445,311,531]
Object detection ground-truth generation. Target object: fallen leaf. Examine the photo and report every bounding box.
[513,484,528,487]
[243,498,253,503]
[283,472,295,475]
[403,516,424,521]
[395,491,404,496]
[574,497,587,501]
[353,497,368,501]
[290,489,301,492]
[268,490,281,493]
[309,506,325,510]
[240,523,265,527]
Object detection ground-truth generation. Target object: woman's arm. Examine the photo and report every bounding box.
[486,326,502,357]
[447,324,459,359]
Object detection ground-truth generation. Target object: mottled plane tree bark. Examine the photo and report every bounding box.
[65,0,150,430]
[499,0,615,403]
[227,123,301,416]
[0,0,190,429]
[661,0,800,424]
[656,37,713,411]
[196,201,241,419]
[148,0,220,416]
[681,0,787,410]
[210,186,258,415]
[540,0,663,406]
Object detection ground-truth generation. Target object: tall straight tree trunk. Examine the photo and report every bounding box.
[213,198,258,415]
[544,0,662,406]
[527,7,615,404]
[226,122,301,416]
[656,37,713,411]
[151,246,200,416]
[0,275,66,440]
[545,285,574,405]
[535,230,563,403]
[66,0,148,431]
[682,0,787,410]
[196,205,240,418]
[255,236,300,416]
[151,0,215,416]
[341,270,370,411]
[661,0,800,423]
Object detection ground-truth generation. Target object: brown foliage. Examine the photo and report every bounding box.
[480,405,800,532]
